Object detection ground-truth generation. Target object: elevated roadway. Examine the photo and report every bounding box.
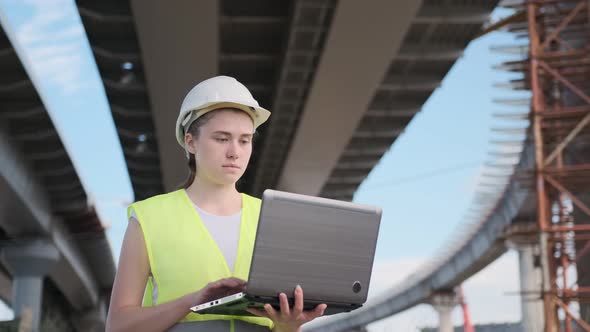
[0,21,113,331]
[76,0,498,202]
[0,0,505,330]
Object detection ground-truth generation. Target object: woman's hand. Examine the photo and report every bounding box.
[188,277,247,306]
[247,285,327,332]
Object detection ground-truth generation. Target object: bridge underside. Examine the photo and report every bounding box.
[0,19,113,330]
[77,0,497,202]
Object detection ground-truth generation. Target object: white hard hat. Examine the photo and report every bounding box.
[175,75,271,149]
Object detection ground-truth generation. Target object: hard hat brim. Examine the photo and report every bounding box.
[175,101,271,149]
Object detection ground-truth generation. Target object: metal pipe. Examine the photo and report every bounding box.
[527,1,558,330]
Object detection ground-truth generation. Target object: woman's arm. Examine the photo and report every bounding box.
[106,218,197,332]
[106,218,246,332]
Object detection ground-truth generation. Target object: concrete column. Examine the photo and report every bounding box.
[1,238,60,332]
[506,238,544,332]
[430,292,458,332]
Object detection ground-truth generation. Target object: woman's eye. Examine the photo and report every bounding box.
[241,140,250,144]
[216,138,228,142]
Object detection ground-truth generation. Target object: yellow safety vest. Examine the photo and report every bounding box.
[129,189,273,330]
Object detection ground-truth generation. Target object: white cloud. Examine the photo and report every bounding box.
[461,250,521,324]
[25,42,79,59]
[366,305,438,332]
[368,257,428,301]
[18,10,69,44]
[365,258,439,331]
[13,0,90,95]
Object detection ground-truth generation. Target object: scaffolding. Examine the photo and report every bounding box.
[504,0,590,330]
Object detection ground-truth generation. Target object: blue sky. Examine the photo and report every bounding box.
[0,1,530,329]
[355,16,527,262]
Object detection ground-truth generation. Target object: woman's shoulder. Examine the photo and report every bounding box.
[131,189,185,208]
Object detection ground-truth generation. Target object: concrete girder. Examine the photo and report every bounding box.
[0,127,99,310]
[27,149,67,161]
[220,16,285,25]
[11,127,57,142]
[219,53,277,63]
[103,78,146,93]
[130,0,218,191]
[77,6,132,23]
[110,105,152,119]
[397,44,464,61]
[90,45,139,63]
[277,0,422,195]
[36,165,75,177]
[353,129,404,139]
[252,0,336,195]
[0,79,31,92]
[0,105,44,119]
[325,176,367,185]
[365,107,421,118]
[0,46,14,56]
[341,147,389,157]
[380,76,441,92]
[415,6,492,24]
[333,160,379,170]
[320,188,356,198]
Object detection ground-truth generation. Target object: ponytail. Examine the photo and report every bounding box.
[180,153,196,189]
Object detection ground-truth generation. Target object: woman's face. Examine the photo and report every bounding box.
[188,109,254,186]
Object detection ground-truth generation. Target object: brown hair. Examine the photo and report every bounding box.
[179,108,253,189]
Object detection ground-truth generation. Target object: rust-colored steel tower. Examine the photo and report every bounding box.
[516,0,590,330]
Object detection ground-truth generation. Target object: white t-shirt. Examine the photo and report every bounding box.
[192,203,241,273]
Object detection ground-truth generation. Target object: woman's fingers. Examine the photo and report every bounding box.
[279,293,290,317]
[293,285,304,316]
[221,277,246,288]
[212,278,246,293]
[264,303,278,321]
[201,278,247,302]
[249,286,326,327]
[313,304,328,320]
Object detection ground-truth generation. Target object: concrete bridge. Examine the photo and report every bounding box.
[0,0,524,330]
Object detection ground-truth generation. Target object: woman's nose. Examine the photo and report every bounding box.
[227,141,238,159]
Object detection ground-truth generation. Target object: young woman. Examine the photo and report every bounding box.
[106,76,327,332]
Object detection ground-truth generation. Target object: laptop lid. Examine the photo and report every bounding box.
[245,190,382,305]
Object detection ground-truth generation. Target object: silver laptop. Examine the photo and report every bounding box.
[190,189,382,316]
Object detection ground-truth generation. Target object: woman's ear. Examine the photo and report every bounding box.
[184,133,197,155]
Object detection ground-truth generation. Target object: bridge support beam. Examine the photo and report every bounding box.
[1,239,60,332]
[506,235,544,332]
[430,292,459,332]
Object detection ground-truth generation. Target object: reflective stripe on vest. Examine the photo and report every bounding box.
[167,320,271,332]
[129,189,273,329]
